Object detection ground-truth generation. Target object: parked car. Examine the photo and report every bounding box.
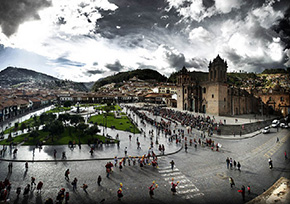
[280,123,289,129]
[271,119,280,128]
[262,126,270,134]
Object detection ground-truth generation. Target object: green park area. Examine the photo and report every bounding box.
[88,112,140,134]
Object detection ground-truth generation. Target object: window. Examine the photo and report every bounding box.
[203,87,206,93]
[269,97,272,101]
[280,97,284,101]
[224,98,226,102]
[185,89,187,94]
[212,94,214,98]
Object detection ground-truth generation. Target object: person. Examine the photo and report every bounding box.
[240,185,245,201]
[16,187,21,197]
[268,158,273,169]
[276,137,279,142]
[247,185,251,194]
[229,177,235,188]
[226,157,230,169]
[72,178,78,191]
[36,181,43,193]
[97,175,102,186]
[171,179,179,195]
[62,152,66,159]
[53,149,57,159]
[185,143,188,152]
[81,184,88,194]
[170,160,175,170]
[25,161,28,171]
[124,147,127,156]
[285,151,287,160]
[8,162,12,173]
[23,184,30,196]
[117,188,123,201]
[65,192,69,204]
[237,162,241,171]
[31,177,36,189]
[65,169,70,181]
[233,160,237,169]
[149,181,158,199]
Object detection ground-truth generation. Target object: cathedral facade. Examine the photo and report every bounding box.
[176,55,261,116]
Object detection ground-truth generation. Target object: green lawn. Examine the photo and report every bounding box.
[4,117,38,134]
[46,107,71,113]
[0,127,117,145]
[88,112,140,134]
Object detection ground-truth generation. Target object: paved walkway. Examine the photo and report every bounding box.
[0,119,182,162]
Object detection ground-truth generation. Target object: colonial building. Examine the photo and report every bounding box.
[177,55,261,116]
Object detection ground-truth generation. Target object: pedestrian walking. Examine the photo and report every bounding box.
[23,184,30,196]
[185,143,188,153]
[247,185,251,194]
[276,137,279,142]
[65,192,69,204]
[31,177,36,189]
[170,160,175,170]
[285,151,287,160]
[226,157,230,169]
[53,149,57,159]
[229,177,235,188]
[233,160,237,169]
[65,169,70,181]
[97,175,102,186]
[149,181,158,199]
[32,148,35,157]
[72,178,78,191]
[16,187,21,198]
[171,178,179,195]
[36,181,43,193]
[117,188,123,201]
[81,184,88,194]
[237,162,241,171]
[268,158,273,169]
[238,185,246,201]
[230,158,233,169]
[62,152,66,159]
[25,161,28,171]
[124,147,127,156]
[8,162,12,173]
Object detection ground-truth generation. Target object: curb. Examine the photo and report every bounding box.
[211,131,262,140]
[0,145,183,163]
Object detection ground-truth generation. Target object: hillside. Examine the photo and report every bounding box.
[0,67,88,91]
[168,70,208,83]
[92,69,167,90]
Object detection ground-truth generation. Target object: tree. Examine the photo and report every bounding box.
[63,101,72,108]
[70,115,84,127]
[47,120,64,141]
[14,122,19,131]
[20,123,27,133]
[58,113,70,126]
[86,125,100,136]
[29,130,39,138]
[40,113,56,125]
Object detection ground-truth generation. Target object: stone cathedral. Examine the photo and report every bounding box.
[176,55,260,116]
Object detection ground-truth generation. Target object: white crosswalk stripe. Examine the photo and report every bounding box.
[158,162,203,200]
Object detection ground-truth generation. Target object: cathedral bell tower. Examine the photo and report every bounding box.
[208,55,227,83]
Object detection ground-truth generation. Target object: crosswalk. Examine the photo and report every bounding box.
[264,135,288,158]
[157,163,204,200]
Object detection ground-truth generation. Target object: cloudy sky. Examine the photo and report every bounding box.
[0,0,289,82]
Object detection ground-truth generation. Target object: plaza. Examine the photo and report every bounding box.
[0,103,289,204]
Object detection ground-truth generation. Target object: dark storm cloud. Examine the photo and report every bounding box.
[202,0,215,8]
[137,64,158,70]
[105,60,124,72]
[0,0,52,37]
[54,57,85,67]
[93,62,98,66]
[94,0,182,41]
[272,6,290,49]
[85,69,105,77]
